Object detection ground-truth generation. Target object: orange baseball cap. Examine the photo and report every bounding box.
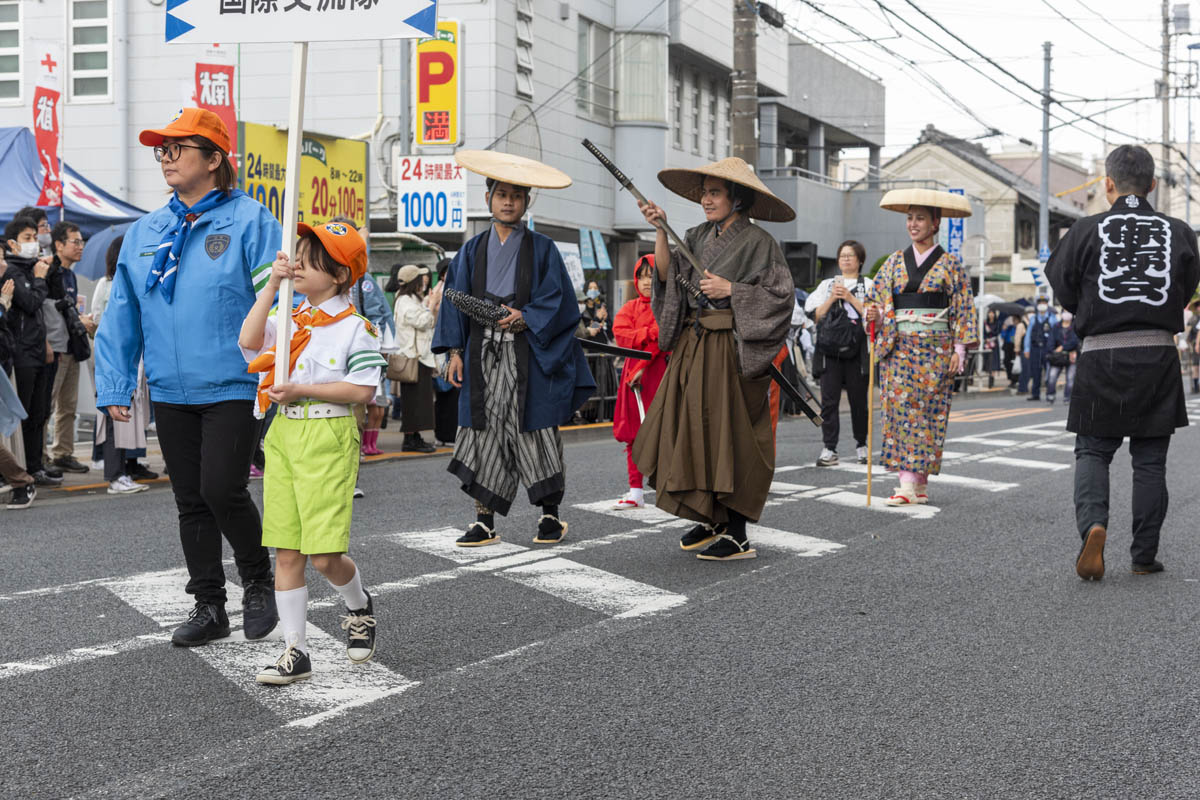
[139,108,231,154]
[297,221,368,285]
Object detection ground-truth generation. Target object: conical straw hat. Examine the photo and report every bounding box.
[657,157,796,222]
[879,188,972,218]
[454,149,572,190]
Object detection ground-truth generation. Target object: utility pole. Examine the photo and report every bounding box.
[732,1,758,167]
[1039,42,1051,269]
[1163,0,1172,214]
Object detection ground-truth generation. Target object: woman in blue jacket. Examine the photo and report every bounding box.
[94,109,281,647]
[1045,310,1079,404]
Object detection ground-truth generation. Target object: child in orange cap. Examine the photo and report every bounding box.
[239,220,388,685]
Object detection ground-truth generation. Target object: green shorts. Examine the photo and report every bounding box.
[261,414,360,555]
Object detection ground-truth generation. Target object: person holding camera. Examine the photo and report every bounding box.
[44,221,96,474]
[806,240,870,467]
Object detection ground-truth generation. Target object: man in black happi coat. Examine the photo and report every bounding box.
[1047,144,1200,580]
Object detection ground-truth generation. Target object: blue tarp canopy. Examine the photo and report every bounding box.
[0,126,144,238]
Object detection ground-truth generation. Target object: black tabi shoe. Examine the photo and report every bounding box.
[696,533,757,561]
[1075,525,1106,581]
[126,462,159,481]
[255,645,312,686]
[171,602,231,646]
[52,456,89,474]
[241,580,278,640]
[1132,560,1165,575]
[6,485,35,509]
[341,593,377,664]
[679,522,724,551]
[533,514,567,544]
[456,522,499,547]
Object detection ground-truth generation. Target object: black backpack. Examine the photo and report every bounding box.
[816,277,865,359]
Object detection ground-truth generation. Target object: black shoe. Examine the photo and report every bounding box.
[171,602,231,646]
[341,593,377,664]
[241,580,278,640]
[52,456,89,474]
[680,522,724,551]
[533,514,567,544]
[1132,560,1165,575]
[255,645,313,685]
[126,462,159,481]
[6,485,35,509]
[402,434,436,454]
[41,464,63,478]
[1075,525,1106,581]
[32,470,63,487]
[696,533,757,561]
[1026,396,1041,402]
[456,521,499,547]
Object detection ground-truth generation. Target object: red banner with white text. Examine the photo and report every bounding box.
[32,44,63,207]
[195,63,238,171]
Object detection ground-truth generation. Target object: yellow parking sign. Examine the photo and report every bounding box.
[414,20,461,147]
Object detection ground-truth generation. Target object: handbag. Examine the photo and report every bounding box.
[1047,351,1071,368]
[387,353,420,383]
[815,277,866,359]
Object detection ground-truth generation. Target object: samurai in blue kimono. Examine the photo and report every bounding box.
[432,151,594,548]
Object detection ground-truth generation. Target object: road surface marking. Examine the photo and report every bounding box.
[102,568,418,728]
[815,462,1018,492]
[945,436,1023,446]
[0,632,171,680]
[747,526,846,557]
[501,558,687,618]
[980,456,1071,471]
[791,487,939,519]
[386,527,530,563]
[1034,442,1077,453]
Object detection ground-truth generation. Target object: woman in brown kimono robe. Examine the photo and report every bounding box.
[633,157,796,561]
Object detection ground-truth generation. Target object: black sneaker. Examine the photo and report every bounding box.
[402,434,436,454]
[32,470,63,486]
[456,522,499,547]
[533,514,567,544]
[241,580,278,640]
[679,522,724,551]
[42,464,63,479]
[255,645,312,685]
[171,602,231,646]
[341,593,377,664]
[52,456,89,474]
[6,485,35,509]
[1132,560,1165,575]
[126,462,159,481]
[697,533,758,561]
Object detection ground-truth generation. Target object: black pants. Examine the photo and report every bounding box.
[154,400,271,605]
[13,363,52,473]
[434,386,460,444]
[818,353,868,451]
[1027,349,1046,398]
[1074,434,1171,565]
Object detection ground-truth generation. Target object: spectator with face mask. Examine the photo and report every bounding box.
[0,269,36,508]
[3,216,61,486]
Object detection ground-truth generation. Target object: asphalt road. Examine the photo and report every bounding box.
[5,389,1200,799]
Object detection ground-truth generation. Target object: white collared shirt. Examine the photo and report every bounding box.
[805,275,867,320]
[242,294,387,388]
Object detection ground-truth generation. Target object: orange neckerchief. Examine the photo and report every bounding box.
[247,302,357,412]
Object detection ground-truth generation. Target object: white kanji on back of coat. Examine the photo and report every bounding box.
[1097,212,1172,306]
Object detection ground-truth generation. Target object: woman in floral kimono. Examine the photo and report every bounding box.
[865,188,978,506]
[634,158,795,561]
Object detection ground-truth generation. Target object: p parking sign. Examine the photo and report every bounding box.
[414,20,462,147]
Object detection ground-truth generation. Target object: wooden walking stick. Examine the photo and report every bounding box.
[866,317,877,507]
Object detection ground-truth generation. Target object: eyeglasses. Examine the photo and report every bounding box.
[153,143,209,163]
[66,238,84,246]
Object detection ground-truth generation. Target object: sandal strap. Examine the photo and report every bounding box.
[712,533,749,552]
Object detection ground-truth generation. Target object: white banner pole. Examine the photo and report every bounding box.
[273,41,309,389]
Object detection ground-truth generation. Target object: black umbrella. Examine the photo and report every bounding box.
[76,222,131,281]
[987,302,1027,317]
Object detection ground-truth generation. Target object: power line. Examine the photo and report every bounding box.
[1040,0,1165,73]
[1073,0,1164,54]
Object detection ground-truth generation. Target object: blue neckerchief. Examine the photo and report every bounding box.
[147,189,245,303]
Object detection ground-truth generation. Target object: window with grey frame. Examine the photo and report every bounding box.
[576,16,614,123]
[690,76,701,154]
[70,0,110,99]
[671,66,683,148]
[708,79,718,158]
[0,1,18,101]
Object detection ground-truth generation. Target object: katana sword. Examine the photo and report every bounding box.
[444,287,652,360]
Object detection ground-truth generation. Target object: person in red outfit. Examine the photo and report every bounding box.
[611,255,670,509]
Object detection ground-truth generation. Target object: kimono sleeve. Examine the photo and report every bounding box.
[1045,221,1082,313]
[947,255,979,345]
[867,252,902,361]
[728,237,795,377]
[344,319,388,386]
[519,241,579,350]
[651,243,691,353]
[432,247,470,354]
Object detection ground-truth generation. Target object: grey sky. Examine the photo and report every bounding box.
[778,0,1184,164]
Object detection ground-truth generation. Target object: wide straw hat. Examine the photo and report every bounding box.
[656,157,796,222]
[879,188,973,218]
[454,149,572,189]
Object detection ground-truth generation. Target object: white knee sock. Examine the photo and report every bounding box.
[330,566,369,611]
[275,586,308,654]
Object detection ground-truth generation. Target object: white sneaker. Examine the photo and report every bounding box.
[856,446,869,464]
[108,475,149,495]
[89,460,103,471]
[816,448,839,467]
[353,486,365,499]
